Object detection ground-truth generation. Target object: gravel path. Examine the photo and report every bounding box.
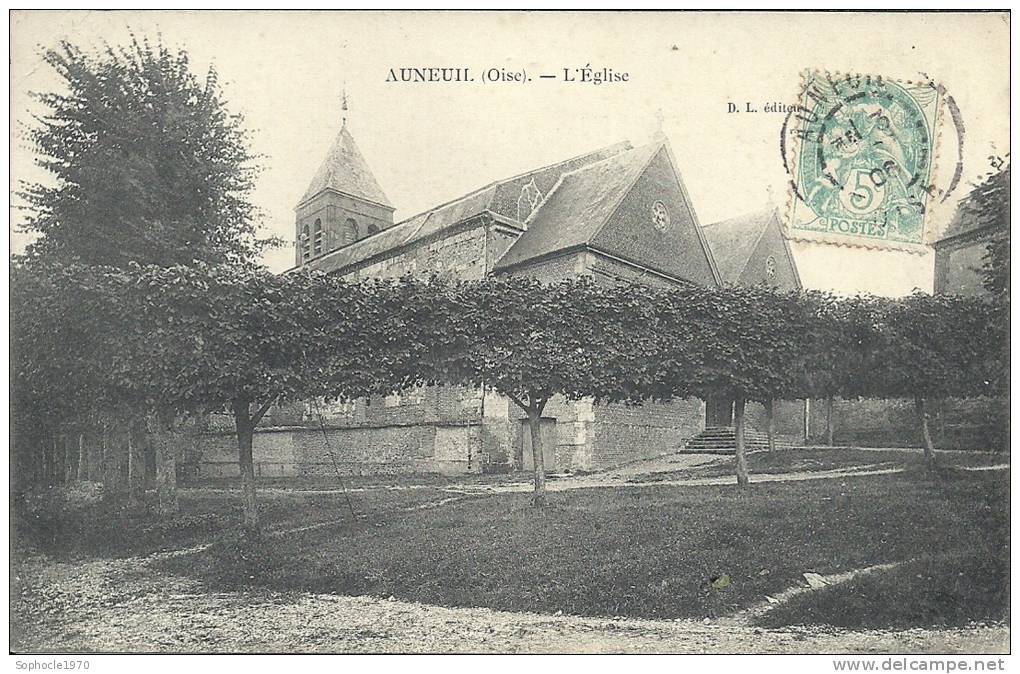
[11,547,1008,654]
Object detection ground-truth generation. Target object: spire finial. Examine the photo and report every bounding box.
[341,85,348,127]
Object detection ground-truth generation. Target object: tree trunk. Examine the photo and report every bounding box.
[64,434,75,484]
[100,423,109,486]
[938,399,947,445]
[803,399,811,444]
[101,422,124,493]
[41,436,50,484]
[766,398,777,453]
[915,395,936,465]
[825,395,835,446]
[76,433,87,482]
[734,395,749,488]
[147,411,179,516]
[142,431,155,492]
[49,435,62,484]
[126,422,144,507]
[233,399,260,535]
[527,404,547,508]
[87,424,106,482]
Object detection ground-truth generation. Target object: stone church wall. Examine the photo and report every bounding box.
[193,421,483,478]
[591,398,705,469]
[344,225,489,281]
[499,251,586,283]
[585,251,686,289]
[499,395,706,473]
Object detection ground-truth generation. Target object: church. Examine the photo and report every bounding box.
[194,113,804,478]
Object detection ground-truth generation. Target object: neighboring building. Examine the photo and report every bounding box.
[702,207,802,291]
[195,120,733,478]
[933,193,1007,296]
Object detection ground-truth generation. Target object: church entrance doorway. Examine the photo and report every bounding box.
[705,397,734,427]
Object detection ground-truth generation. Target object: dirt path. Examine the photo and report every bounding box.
[182,462,956,502]
[10,552,1008,654]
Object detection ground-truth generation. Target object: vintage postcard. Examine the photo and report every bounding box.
[8,9,1010,663]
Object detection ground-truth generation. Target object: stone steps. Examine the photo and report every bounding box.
[681,426,796,454]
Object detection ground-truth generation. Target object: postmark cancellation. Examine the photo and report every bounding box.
[785,71,945,252]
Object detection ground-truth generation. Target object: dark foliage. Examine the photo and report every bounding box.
[12,262,1009,504]
[18,36,271,267]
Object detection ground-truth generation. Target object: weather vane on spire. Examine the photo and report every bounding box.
[653,107,666,140]
[341,85,348,127]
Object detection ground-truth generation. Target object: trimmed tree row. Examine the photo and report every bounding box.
[11,261,1007,527]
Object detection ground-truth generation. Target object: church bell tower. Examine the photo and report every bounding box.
[295,92,395,266]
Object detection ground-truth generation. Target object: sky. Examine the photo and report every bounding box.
[9,11,1010,295]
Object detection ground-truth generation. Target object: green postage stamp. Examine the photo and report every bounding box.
[785,71,943,250]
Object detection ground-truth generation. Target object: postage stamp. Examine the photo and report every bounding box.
[785,71,944,251]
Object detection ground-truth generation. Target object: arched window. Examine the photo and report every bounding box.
[300,223,310,260]
[313,218,323,255]
[343,218,358,245]
[367,223,380,236]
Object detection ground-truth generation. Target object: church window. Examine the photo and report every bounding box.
[343,217,358,245]
[368,223,380,235]
[764,255,778,282]
[651,200,671,232]
[300,223,311,260]
[313,219,323,256]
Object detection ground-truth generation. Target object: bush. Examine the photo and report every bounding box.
[13,488,230,558]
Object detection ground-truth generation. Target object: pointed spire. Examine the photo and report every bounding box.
[298,120,393,208]
[341,85,348,128]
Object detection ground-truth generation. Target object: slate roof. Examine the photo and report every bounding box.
[298,125,394,208]
[493,141,664,270]
[701,208,775,284]
[302,141,632,274]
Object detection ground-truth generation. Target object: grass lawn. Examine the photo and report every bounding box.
[161,466,1009,628]
[13,485,456,560]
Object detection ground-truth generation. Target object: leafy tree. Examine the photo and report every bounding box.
[431,276,654,506]
[871,292,1003,463]
[109,264,314,528]
[956,160,1010,299]
[659,286,812,486]
[10,261,132,491]
[18,36,271,267]
[796,293,887,446]
[982,229,1009,300]
[113,265,439,532]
